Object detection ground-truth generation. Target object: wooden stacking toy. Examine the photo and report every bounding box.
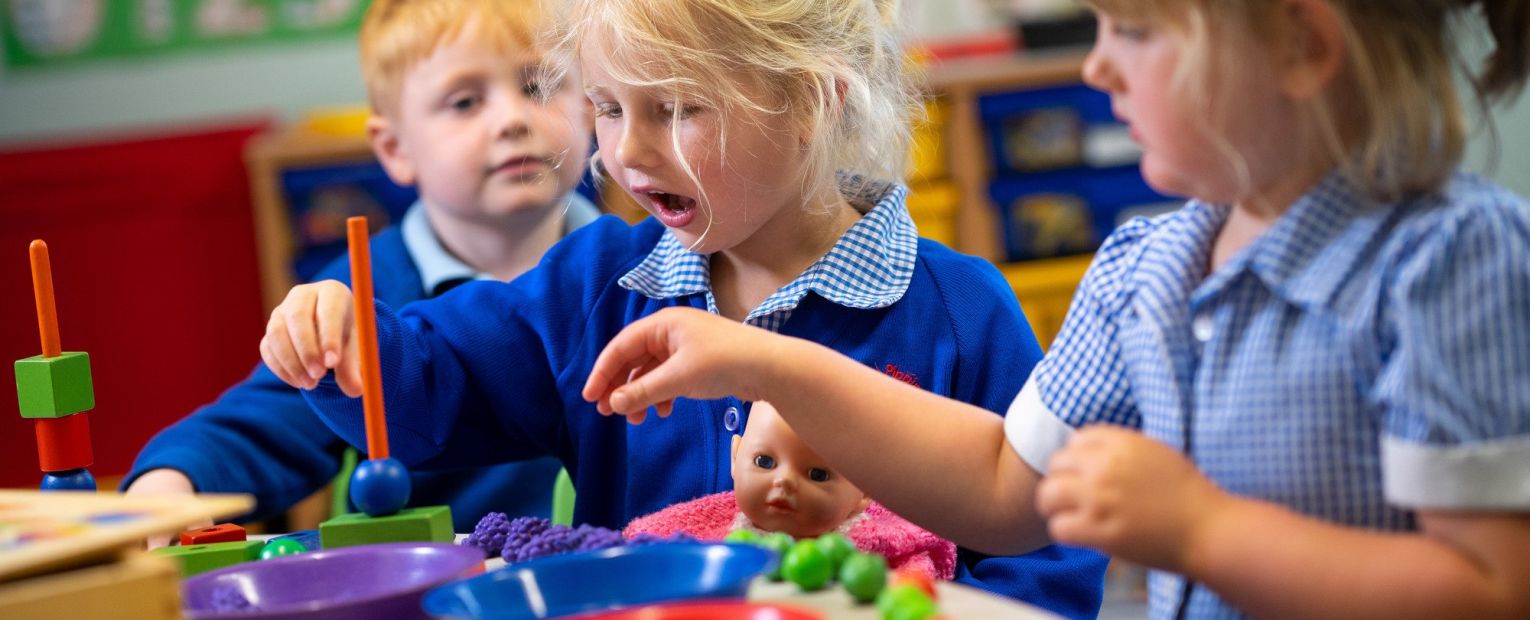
[15,241,97,491]
[319,217,453,548]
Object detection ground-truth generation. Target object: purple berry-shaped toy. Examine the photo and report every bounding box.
[464,512,513,558]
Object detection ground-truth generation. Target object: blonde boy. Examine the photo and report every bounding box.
[125,0,596,538]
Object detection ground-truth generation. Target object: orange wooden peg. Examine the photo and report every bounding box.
[29,240,61,358]
[347,217,390,460]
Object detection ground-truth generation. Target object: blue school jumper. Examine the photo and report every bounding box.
[305,182,1106,617]
[125,198,599,531]
[1006,172,1530,619]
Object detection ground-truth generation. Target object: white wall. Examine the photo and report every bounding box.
[0,21,1526,195]
[0,39,364,147]
[1464,99,1530,197]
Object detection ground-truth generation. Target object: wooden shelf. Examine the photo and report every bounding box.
[244,131,377,313]
[925,48,1090,93]
[917,51,1092,347]
[999,254,1093,350]
[921,51,1088,264]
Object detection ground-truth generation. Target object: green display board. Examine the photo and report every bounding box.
[2,0,364,69]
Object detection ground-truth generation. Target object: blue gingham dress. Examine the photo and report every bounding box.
[1004,171,1530,619]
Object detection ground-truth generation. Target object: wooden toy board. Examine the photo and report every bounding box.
[0,490,252,582]
[0,550,180,620]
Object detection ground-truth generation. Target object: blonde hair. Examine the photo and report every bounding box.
[1086,0,1530,201]
[545,0,921,205]
[359,0,548,117]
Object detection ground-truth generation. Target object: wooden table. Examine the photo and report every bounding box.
[749,577,1057,618]
[476,541,1058,619]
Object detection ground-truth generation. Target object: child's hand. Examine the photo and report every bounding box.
[124,468,206,549]
[260,280,363,396]
[1036,425,1231,572]
[583,306,780,425]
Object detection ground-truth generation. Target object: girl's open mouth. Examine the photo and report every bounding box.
[647,191,699,228]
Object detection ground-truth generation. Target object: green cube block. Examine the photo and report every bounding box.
[15,352,95,419]
[320,505,454,548]
[150,539,262,576]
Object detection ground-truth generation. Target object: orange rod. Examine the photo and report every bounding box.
[347,217,389,460]
[29,240,61,358]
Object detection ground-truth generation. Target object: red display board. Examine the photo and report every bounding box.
[0,121,270,488]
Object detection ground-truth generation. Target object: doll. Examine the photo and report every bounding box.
[625,401,955,579]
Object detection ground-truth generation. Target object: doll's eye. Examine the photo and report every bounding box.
[807,468,831,482]
[753,454,776,470]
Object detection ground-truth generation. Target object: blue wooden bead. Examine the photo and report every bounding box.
[350,457,411,516]
[41,468,96,491]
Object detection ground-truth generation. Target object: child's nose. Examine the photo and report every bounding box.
[493,95,532,140]
[1081,46,1121,95]
[613,124,660,171]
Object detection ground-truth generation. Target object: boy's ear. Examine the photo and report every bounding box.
[729,434,742,483]
[1277,0,1345,100]
[367,114,418,187]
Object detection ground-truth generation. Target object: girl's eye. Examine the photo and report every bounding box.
[807,468,831,482]
[594,103,623,119]
[523,82,544,99]
[661,103,701,120]
[753,454,776,470]
[1111,22,1152,41]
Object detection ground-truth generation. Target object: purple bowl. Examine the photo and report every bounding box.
[182,542,484,620]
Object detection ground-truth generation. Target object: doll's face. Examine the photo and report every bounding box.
[731,402,868,539]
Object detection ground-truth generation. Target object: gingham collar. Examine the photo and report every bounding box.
[1190,171,1389,312]
[618,179,918,323]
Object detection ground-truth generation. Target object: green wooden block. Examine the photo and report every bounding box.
[15,352,94,419]
[320,505,454,548]
[149,539,262,576]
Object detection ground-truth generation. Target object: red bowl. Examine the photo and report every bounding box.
[569,601,824,620]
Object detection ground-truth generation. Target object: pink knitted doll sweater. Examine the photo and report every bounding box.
[624,491,955,580]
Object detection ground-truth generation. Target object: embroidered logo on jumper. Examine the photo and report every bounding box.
[883,364,920,388]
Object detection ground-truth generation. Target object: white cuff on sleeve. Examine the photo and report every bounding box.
[1382,434,1530,510]
[1003,377,1076,475]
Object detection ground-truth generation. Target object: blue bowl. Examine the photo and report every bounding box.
[422,543,775,620]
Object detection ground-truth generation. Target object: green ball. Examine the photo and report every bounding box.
[839,552,888,604]
[815,532,856,573]
[724,529,761,544]
[760,532,795,581]
[781,540,833,591]
[876,583,934,619]
[260,537,308,560]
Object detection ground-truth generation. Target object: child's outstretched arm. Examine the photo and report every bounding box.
[584,306,1052,556]
[261,280,364,395]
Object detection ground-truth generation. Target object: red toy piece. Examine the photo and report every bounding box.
[180,523,248,546]
[889,568,938,600]
[34,412,93,472]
